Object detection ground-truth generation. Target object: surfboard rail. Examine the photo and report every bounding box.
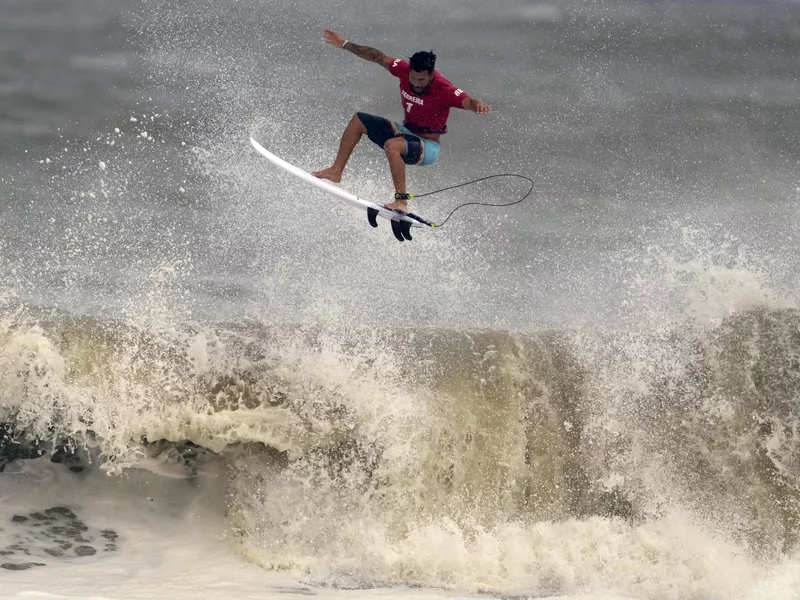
[249,137,434,239]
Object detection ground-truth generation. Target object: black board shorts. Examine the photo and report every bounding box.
[356,112,441,166]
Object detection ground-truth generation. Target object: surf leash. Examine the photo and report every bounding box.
[404,174,535,227]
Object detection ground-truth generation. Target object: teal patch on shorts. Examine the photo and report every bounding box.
[392,121,441,166]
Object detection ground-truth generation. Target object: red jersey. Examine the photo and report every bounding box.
[388,59,470,135]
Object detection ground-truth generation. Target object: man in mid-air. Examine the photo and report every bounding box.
[312,28,491,213]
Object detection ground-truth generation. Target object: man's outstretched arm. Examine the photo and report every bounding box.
[322,28,394,70]
[462,97,491,114]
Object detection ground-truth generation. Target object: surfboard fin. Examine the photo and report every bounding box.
[399,220,413,241]
[367,206,414,242]
[366,208,379,228]
[390,220,405,242]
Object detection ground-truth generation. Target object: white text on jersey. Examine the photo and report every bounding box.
[401,89,424,106]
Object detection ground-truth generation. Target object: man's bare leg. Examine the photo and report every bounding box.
[383,138,408,212]
[312,114,366,183]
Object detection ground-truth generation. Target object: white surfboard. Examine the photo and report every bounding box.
[250,137,435,241]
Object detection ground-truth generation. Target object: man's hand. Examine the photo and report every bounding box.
[322,28,346,49]
[463,97,491,114]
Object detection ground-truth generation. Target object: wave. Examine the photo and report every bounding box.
[1,304,799,593]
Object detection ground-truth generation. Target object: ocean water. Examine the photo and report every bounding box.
[2,0,800,598]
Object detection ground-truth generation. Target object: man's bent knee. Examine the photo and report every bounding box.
[384,138,406,156]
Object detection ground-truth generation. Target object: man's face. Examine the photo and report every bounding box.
[409,70,433,94]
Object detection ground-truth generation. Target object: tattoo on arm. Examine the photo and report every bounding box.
[343,42,389,68]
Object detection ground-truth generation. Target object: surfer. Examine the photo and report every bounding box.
[312,28,491,213]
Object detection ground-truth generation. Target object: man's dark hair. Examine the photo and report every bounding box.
[409,50,436,74]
